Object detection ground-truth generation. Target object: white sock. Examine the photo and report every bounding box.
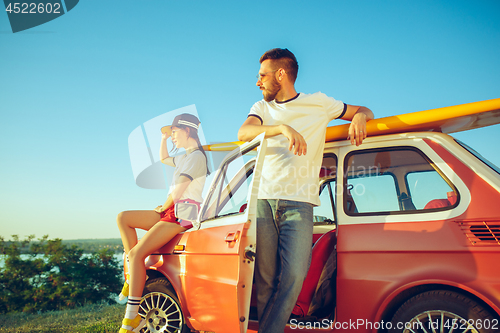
[125,296,141,320]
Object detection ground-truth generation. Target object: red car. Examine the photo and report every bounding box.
[126,100,500,333]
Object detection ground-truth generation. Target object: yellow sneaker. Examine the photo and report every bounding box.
[119,314,145,333]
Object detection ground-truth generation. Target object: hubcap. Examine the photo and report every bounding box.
[402,310,480,333]
[139,292,183,333]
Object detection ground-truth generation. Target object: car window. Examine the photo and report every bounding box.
[201,150,256,221]
[344,147,458,215]
[347,174,400,213]
[314,180,335,224]
[218,168,253,216]
[314,154,337,225]
[406,171,455,210]
[456,139,500,176]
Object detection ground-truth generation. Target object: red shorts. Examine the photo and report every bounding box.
[159,199,200,229]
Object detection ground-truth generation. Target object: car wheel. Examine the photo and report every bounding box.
[389,290,498,333]
[139,277,189,333]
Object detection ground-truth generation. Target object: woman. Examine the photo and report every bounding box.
[116,113,209,333]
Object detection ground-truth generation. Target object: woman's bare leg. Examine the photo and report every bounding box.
[118,214,185,331]
[128,221,186,297]
[116,210,161,253]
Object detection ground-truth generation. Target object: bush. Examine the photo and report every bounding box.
[0,235,122,314]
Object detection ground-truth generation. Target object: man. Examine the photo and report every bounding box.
[238,48,374,333]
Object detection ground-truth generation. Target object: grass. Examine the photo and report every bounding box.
[0,302,125,333]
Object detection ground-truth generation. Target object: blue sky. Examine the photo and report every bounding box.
[1,0,499,240]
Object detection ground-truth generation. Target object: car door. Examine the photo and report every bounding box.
[177,133,267,333]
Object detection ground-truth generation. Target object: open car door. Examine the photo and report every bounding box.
[177,133,267,333]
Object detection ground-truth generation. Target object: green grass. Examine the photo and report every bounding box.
[0,303,125,333]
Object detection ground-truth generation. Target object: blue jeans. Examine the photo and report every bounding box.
[255,199,314,333]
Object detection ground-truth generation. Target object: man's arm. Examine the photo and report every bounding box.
[238,116,307,156]
[341,105,374,146]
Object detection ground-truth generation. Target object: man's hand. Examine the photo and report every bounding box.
[348,112,368,146]
[342,105,373,146]
[280,124,307,156]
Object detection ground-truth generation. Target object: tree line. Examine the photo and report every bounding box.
[1,237,124,254]
[0,235,123,314]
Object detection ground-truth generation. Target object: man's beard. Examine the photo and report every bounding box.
[262,76,281,102]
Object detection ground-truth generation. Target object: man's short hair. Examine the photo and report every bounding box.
[260,48,299,83]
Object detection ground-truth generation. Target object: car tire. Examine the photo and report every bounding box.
[139,277,189,333]
[388,290,499,333]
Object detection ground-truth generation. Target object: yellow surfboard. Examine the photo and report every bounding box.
[326,98,500,142]
[202,98,500,151]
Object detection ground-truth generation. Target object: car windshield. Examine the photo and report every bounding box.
[455,139,500,176]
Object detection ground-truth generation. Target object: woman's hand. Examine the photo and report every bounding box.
[162,132,171,140]
[154,205,164,214]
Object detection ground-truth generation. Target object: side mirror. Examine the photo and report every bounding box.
[175,202,199,222]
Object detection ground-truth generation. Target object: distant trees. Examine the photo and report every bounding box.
[62,238,124,254]
[0,235,122,313]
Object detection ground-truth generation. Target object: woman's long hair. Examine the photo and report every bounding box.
[170,126,211,176]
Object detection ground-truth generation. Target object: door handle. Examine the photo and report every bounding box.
[225,231,240,242]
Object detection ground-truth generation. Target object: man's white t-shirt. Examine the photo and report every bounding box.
[248,92,346,206]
